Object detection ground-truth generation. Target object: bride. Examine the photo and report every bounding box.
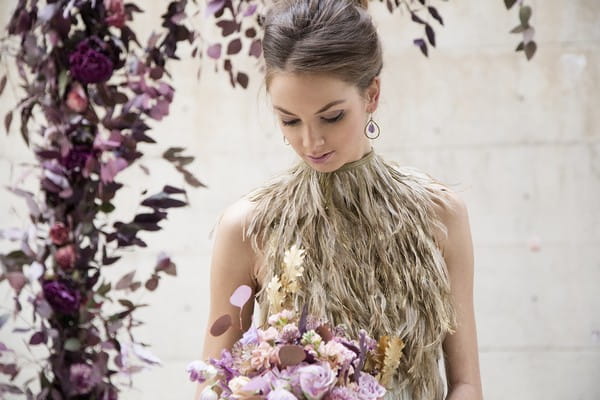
[196,1,483,399]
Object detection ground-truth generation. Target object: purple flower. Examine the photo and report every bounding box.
[356,374,386,400]
[240,324,259,345]
[326,387,361,400]
[298,363,337,400]
[69,38,114,84]
[267,387,298,400]
[42,280,81,315]
[69,363,101,395]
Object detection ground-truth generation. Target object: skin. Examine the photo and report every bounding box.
[194,72,483,400]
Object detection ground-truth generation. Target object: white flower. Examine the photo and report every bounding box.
[200,386,219,400]
[186,360,218,384]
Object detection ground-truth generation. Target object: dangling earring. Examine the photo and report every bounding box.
[364,113,380,139]
[283,136,290,145]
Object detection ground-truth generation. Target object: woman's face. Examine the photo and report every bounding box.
[268,72,380,172]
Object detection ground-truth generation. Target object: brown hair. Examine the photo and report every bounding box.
[262,0,382,94]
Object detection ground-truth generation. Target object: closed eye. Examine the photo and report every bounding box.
[281,111,345,126]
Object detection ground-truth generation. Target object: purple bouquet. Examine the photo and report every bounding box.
[187,246,405,400]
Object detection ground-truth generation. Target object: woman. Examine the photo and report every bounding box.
[196,1,483,399]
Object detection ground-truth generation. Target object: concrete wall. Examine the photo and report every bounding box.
[0,1,598,399]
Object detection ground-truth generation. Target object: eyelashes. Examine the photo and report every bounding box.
[282,111,345,126]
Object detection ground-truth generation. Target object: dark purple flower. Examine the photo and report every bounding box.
[61,146,94,171]
[50,222,69,245]
[69,363,101,395]
[69,38,114,84]
[42,280,81,315]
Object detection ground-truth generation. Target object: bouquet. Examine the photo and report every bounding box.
[186,246,405,400]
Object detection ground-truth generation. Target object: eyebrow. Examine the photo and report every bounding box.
[274,99,346,116]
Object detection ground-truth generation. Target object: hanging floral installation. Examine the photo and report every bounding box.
[0,0,203,397]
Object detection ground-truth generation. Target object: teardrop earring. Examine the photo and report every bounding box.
[364,113,380,139]
[283,136,290,145]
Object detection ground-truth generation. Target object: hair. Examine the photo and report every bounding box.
[262,0,382,95]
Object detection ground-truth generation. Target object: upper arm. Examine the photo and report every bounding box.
[432,188,483,398]
[195,197,258,397]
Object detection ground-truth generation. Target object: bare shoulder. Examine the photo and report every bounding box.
[212,196,260,288]
[428,183,470,253]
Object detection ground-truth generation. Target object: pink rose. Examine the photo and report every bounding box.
[298,363,337,400]
[65,82,88,113]
[50,222,69,245]
[55,244,76,270]
[250,342,277,371]
[104,0,126,28]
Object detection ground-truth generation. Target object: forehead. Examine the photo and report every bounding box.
[268,72,360,112]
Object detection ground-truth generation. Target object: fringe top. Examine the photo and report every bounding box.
[242,148,458,400]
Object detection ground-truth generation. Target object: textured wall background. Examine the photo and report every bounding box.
[0,1,599,399]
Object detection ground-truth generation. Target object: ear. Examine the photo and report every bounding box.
[365,76,381,113]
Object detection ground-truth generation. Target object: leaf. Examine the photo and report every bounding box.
[29,331,47,345]
[210,314,232,336]
[425,24,436,47]
[207,43,222,59]
[230,285,253,308]
[115,271,135,290]
[5,111,13,133]
[427,6,443,26]
[515,41,525,51]
[278,345,306,367]
[413,38,428,57]
[206,0,226,17]
[237,72,249,89]
[524,41,537,60]
[145,276,159,291]
[0,76,6,96]
[118,299,134,308]
[227,38,242,55]
[410,12,425,25]
[519,5,532,26]
[504,0,517,9]
[64,338,81,352]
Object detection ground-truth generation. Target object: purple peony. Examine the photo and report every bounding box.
[356,374,386,400]
[69,38,114,84]
[42,280,81,315]
[298,363,337,400]
[69,363,101,395]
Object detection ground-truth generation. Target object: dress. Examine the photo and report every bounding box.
[242,148,458,400]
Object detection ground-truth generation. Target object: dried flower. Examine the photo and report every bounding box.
[49,222,69,245]
[104,0,126,28]
[55,244,76,270]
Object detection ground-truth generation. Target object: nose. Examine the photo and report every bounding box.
[301,124,325,150]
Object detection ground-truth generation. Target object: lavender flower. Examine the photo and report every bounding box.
[356,374,386,400]
[42,280,81,315]
[69,38,114,84]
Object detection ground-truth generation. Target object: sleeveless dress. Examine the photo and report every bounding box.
[242,148,458,400]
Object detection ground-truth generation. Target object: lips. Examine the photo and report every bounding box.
[307,151,334,162]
